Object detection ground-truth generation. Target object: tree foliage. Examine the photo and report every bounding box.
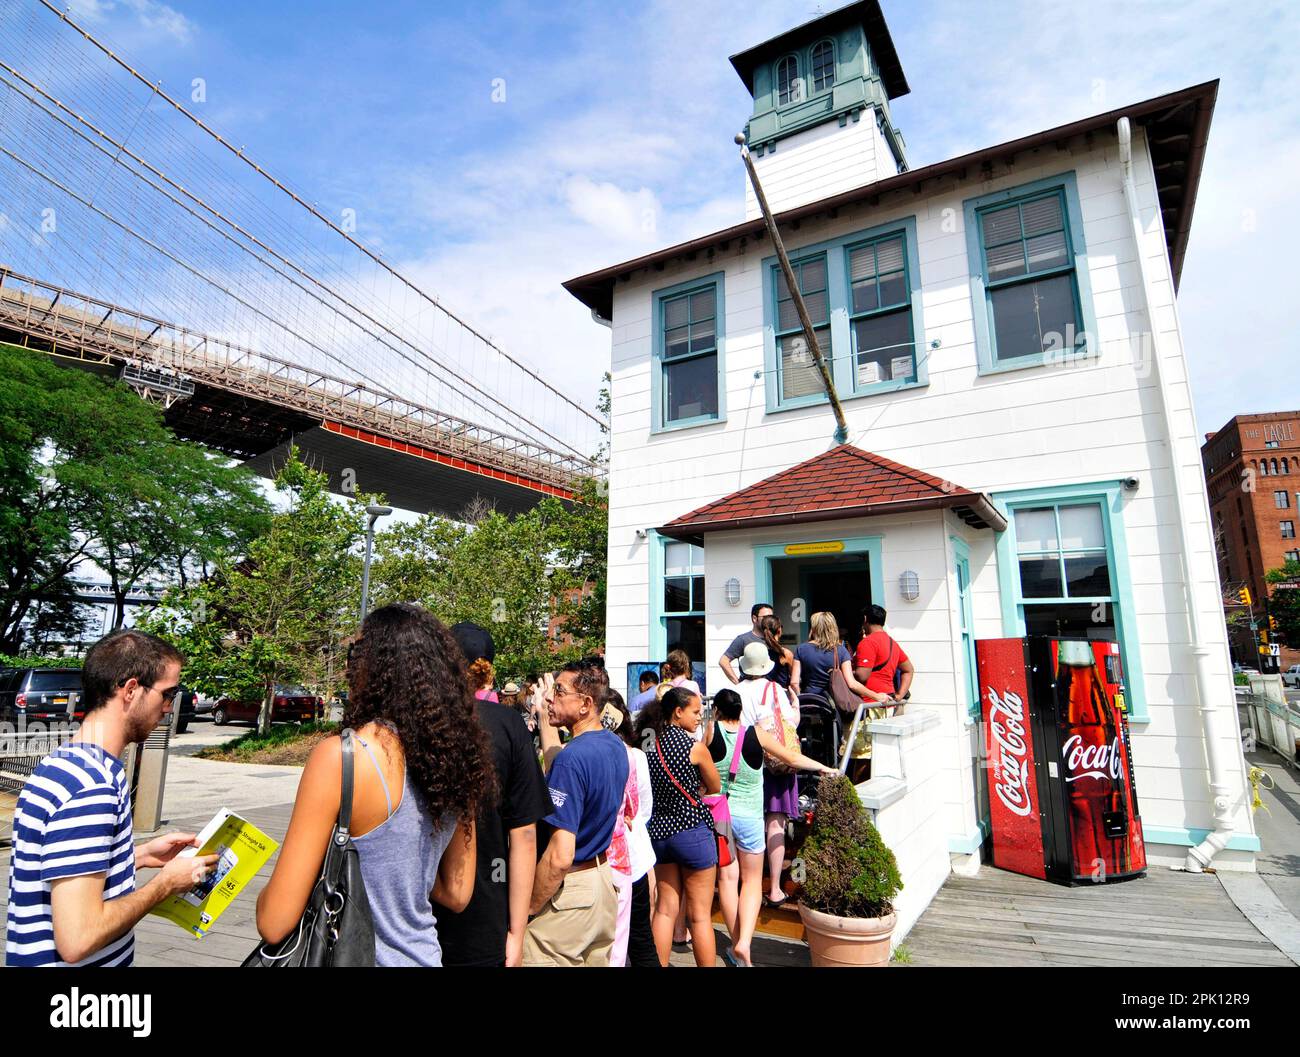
[368,479,607,681]
[140,451,365,733]
[1266,559,1300,647]
[0,342,271,650]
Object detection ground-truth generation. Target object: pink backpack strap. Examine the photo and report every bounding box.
[727,725,746,791]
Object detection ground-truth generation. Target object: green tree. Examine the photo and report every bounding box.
[143,450,366,734]
[76,442,271,628]
[1265,559,1300,647]
[0,342,271,649]
[369,506,560,679]
[537,475,608,654]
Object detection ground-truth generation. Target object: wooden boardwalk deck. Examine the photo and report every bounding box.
[6,802,1290,968]
[903,865,1294,967]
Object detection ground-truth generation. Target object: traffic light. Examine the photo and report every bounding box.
[1238,587,1253,606]
[1270,616,1279,632]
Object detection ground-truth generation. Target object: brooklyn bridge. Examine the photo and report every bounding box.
[0,0,602,516]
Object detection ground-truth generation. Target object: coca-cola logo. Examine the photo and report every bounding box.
[988,687,1033,817]
[1062,734,1122,782]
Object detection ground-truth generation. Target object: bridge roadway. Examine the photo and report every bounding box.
[0,268,594,517]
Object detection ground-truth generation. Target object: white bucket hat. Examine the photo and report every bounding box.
[739,640,775,677]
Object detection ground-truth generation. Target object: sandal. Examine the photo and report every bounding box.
[764,894,791,909]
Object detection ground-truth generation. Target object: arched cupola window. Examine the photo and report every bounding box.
[810,40,835,92]
[777,55,801,105]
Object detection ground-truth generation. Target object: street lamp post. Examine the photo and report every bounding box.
[360,503,393,622]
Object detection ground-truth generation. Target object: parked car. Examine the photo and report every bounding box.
[211,685,321,726]
[174,686,199,734]
[1283,665,1300,689]
[0,668,84,724]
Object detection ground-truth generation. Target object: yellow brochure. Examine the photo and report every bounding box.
[149,808,279,938]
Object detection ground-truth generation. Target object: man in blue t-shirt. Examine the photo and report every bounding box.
[525,659,628,966]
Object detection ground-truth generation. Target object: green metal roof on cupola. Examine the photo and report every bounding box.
[728,1,910,98]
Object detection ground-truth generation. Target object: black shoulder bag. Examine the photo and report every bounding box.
[243,727,376,967]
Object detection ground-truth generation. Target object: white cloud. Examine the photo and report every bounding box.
[66,0,194,44]
[564,176,660,242]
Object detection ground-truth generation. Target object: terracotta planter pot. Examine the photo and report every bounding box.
[798,904,896,967]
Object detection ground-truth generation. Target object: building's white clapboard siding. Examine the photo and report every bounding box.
[602,126,1251,861]
[743,113,894,219]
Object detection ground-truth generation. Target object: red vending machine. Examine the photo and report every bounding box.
[976,636,1145,884]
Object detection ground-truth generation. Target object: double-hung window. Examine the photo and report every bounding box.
[654,275,723,431]
[1275,490,1290,509]
[848,233,915,387]
[1014,504,1112,605]
[997,491,1150,717]
[662,541,705,661]
[1283,521,1296,540]
[965,174,1094,373]
[978,190,1081,363]
[763,217,926,413]
[774,255,830,402]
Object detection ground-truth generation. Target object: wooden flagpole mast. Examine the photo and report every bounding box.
[737,132,848,445]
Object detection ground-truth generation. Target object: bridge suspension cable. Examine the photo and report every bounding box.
[0,0,604,475]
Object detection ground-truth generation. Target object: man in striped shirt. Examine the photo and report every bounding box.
[5,630,218,967]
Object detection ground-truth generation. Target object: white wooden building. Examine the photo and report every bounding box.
[563,1,1254,897]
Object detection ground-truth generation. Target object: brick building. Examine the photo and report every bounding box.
[1202,411,1300,669]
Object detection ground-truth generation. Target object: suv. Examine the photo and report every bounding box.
[0,668,84,724]
[1283,665,1300,689]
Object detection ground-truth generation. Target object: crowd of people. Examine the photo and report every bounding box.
[4,599,913,969]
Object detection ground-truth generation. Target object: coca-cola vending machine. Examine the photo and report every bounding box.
[976,636,1145,884]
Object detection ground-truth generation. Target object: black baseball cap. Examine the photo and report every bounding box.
[450,621,495,665]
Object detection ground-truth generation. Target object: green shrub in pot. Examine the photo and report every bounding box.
[800,773,902,919]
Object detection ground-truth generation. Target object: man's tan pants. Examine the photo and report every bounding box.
[522,859,619,966]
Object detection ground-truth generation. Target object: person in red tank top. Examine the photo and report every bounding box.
[852,604,915,702]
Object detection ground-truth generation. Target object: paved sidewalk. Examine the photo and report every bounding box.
[147,753,304,834]
[1,794,809,967]
[1245,749,1300,920]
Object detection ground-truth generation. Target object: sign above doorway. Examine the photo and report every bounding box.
[785,540,845,556]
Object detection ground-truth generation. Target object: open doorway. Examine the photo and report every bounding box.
[770,554,872,652]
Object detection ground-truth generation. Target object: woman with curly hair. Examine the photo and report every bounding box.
[256,602,496,966]
[467,657,499,703]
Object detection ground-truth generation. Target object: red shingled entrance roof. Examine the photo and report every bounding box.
[657,444,1006,540]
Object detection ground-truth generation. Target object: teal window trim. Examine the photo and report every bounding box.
[845,219,922,397]
[650,271,726,435]
[752,535,884,619]
[761,217,928,415]
[951,535,978,719]
[962,171,1099,376]
[647,529,666,658]
[992,481,1149,722]
[771,252,832,409]
[649,531,706,659]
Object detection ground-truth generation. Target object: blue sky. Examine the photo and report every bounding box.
[39,0,1300,437]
